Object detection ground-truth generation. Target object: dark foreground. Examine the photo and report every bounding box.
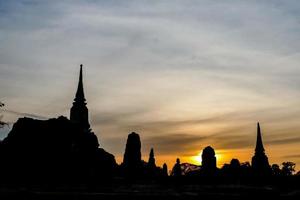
[1,181,299,200]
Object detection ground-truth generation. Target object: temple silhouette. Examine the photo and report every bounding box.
[251,122,271,176]
[70,64,90,131]
[0,65,299,198]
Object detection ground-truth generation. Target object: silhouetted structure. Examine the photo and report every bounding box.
[146,148,164,178]
[251,122,271,176]
[0,116,116,183]
[201,146,217,175]
[0,66,119,183]
[121,132,142,177]
[147,148,156,177]
[1,64,300,199]
[70,65,90,131]
[148,148,156,168]
[162,163,168,177]
[221,158,242,180]
[171,158,182,177]
[230,159,241,178]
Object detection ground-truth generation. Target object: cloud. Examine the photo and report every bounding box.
[142,125,251,152]
[144,134,207,155]
[1,109,48,120]
[1,0,300,167]
[267,136,300,146]
[282,154,300,159]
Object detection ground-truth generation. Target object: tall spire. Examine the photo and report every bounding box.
[251,122,271,175]
[255,122,265,154]
[70,64,90,130]
[148,148,156,168]
[74,64,86,105]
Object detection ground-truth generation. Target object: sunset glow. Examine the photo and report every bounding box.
[191,151,225,167]
[191,152,202,165]
[1,1,300,172]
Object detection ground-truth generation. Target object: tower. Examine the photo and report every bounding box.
[251,122,271,175]
[171,158,182,177]
[201,146,217,174]
[122,132,142,177]
[123,132,142,167]
[70,64,90,131]
[148,148,156,168]
[162,163,168,177]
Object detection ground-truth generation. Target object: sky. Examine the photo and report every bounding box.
[1,0,300,170]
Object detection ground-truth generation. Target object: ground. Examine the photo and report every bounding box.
[0,182,299,200]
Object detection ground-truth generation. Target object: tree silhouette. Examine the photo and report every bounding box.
[0,101,7,128]
[271,164,281,176]
[281,162,296,176]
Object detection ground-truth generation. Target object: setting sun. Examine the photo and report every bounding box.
[191,152,202,165]
[215,152,223,165]
[191,150,224,167]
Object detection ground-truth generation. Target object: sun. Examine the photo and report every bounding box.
[191,151,224,166]
[215,152,223,163]
[191,152,202,165]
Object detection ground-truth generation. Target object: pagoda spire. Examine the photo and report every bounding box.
[255,122,265,154]
[251,122,271,175]
[74,64,86,105]
[148,148,156,168]
[70,64,90,130]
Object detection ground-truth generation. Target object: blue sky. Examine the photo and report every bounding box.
[1,0,300,168]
